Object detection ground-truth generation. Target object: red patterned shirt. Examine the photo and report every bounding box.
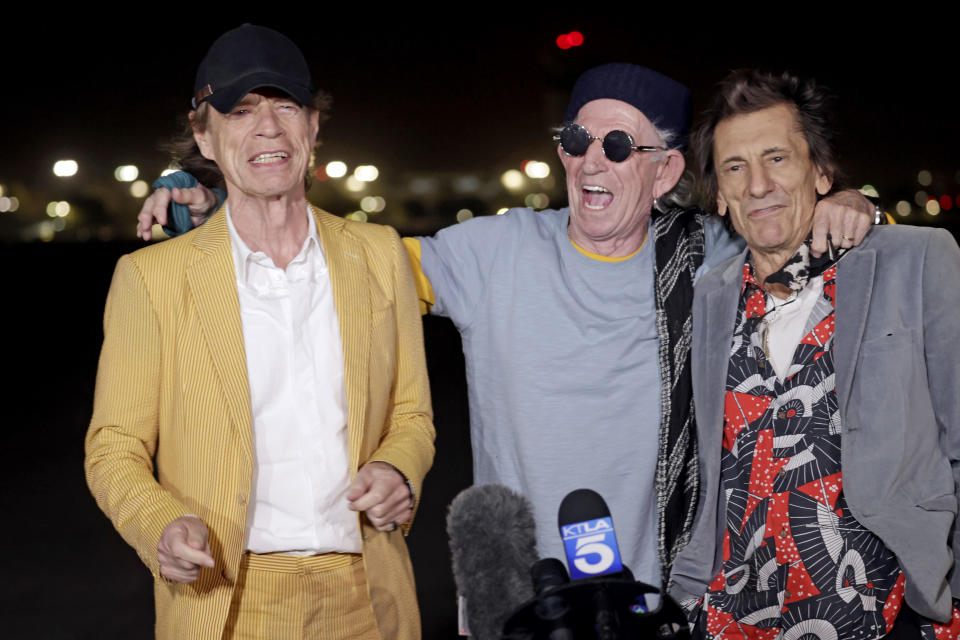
[696,257,960,640]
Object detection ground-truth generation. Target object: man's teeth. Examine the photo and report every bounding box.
[252,152,289,163]
[582,185,614,210]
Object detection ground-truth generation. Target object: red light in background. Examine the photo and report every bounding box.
[314,166,329,181]
[940,194,953,210]
[556,31,584,49]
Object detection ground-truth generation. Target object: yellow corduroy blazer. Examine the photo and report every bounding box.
[85,205,435,639]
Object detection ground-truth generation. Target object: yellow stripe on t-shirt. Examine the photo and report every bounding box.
[569,234,647,262]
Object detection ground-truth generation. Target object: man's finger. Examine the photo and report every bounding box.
[848,211,871,246]
[809,207,832,257]
[349,486,387,513]
[160,564,201,583]
[136,188,173,241]
[380,504,413,527]
[172,540,215,568]
[171,185,218,216]
[364,484,411,519]
[345,470,372,504]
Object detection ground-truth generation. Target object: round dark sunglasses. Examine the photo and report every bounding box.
[553,123,665,163]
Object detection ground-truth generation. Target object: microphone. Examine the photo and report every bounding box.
[557,488,625,581]
[527,559,574,640]
[503,489,689,639]
[447,484,539,640]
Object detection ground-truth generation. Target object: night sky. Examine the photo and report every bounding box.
[4,12,959,220]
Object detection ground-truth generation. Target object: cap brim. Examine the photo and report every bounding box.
[204,71,312,113]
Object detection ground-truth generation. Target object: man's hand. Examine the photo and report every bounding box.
[346,461,413,532]
[810,189,874,257]
[136,185,217,241]
[157,515,215,583]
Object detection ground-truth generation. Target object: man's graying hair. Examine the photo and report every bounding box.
[691,69,843,217]
[651,123,695,210]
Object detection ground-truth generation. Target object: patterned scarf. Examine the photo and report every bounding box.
[651,205,707,583]
[763,235,849,293]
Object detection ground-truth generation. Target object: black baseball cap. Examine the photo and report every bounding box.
[193,24,314,113]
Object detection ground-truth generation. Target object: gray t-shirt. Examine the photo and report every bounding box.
[418,207,738,585]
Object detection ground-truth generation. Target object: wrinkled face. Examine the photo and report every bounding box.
[714,104,832,258]
[194,89,318,201]
[559,99,682,252]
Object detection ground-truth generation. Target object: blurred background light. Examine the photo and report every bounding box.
[918,170,932,186]
[453,175,480,194]
[38,221,56,242]
[130,180,149,198]
[523,161,551,179]
[409,177,438,195]
[895,200,911,217]
[501,169,524,190]
[524,193,550,209]
[496,207,509,215]
[354,165,379,182]
[53,159,78,177]
[325,161,347,178]
[345,176,364,192]
[360,196,386,213]
[114,165,139,182]
[456,208,473,223]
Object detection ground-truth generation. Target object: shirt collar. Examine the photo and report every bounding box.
[226,203,323,287]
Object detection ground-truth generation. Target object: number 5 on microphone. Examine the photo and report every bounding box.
[574,533,616,575]
[561,516,624,580]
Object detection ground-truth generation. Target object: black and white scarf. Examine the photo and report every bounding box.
[651,205,707,584]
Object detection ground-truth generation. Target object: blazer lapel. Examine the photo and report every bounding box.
[697,255,746,459]
[186,210,254,464]
[834,246,877,417]
[313,206,370,473]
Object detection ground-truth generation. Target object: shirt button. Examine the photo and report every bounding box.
[237,494,246,504]
[777,468,786,478]
[779,527,788,539]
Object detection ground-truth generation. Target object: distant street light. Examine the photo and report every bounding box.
[53,159,78,177]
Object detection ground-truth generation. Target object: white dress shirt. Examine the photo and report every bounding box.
[227,206,362,554]
[761,276,824,380]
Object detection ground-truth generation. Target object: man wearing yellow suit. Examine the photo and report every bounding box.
[85,25,434,639]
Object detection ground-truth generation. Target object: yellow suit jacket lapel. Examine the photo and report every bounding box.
[186,210,255,464]
[313,206,370,474]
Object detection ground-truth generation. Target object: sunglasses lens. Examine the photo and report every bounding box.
[602,130,633,162]
[560,124,590,156]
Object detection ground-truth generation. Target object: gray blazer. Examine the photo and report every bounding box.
[669,225,960,622]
